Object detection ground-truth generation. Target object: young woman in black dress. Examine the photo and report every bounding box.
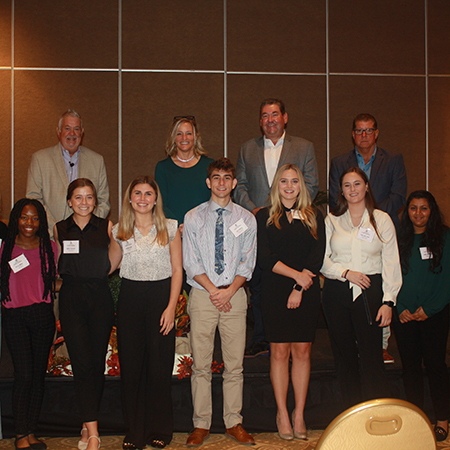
[256,164,325,441]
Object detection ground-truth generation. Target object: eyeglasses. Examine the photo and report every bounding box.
[173,115,196,124]
[354,128,376,135]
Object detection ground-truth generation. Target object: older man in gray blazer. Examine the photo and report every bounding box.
[26,110,110,237]
[235,98,319,356]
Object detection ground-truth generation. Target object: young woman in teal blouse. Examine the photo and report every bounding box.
[394,190,450,442]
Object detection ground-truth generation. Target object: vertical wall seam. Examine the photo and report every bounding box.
[425,0,429,190]
[118,0,123,213]
[326,0,330,212]
[223,0,227,156]
[10,0,15,211]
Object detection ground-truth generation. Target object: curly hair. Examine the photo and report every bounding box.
[398,190,447,274]
[1,199,56,303]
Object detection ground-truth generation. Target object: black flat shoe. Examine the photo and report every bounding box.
[150,439,167,449]
[435,425,448,442]
[30,440,47,450]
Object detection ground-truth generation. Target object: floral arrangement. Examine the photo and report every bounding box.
[175,290,190,337]
[175,355,224,379]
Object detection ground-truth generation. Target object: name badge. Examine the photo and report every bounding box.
[420,247,433,260]
[230,218,248,237]
[292,210,306,220]
[357,227,375,243]
[0,239,2,247]
[9,254,30,273]
[123,238,137,254]
[63,240,80,254]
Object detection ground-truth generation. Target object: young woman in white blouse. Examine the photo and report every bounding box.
[321,167,402,410]
[109,176,182,450]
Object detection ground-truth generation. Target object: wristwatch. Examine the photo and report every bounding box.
[383,301,394,308]
[293,283,303,292]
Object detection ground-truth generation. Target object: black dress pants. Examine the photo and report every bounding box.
[117,277,175,448]
[322,275,390,410]
[393,304,450,421]
[3,302,55,435]
[59,277,115,423]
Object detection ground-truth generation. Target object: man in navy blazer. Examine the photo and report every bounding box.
[235,98,319,356]
[329,113,407,228]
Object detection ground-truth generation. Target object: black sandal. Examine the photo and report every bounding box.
[435,425,448,442]
[150,439,167,449]
[14,435,32,450]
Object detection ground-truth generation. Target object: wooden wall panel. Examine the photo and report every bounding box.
[329,0,425,74]
[0,0,11,67]
[227,0,326,73]
[122,0,223,70]
[429,77,450,219]
[0,71,11,220]
[428,0,450,74]
[14,0,118,68]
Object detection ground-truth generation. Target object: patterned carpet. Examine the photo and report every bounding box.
[2,431,450,449]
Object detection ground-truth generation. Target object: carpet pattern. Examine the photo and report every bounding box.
[2,431,450,449]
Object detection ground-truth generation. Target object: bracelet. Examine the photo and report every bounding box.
[343,269,350,279]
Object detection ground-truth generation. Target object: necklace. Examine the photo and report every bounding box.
[176,153,195,163]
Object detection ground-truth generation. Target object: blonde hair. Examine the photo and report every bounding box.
[267,164,318,239]
[165,118,207,157]
[116,176,169,246]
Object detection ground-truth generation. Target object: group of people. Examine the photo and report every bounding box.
[0,98,448,450]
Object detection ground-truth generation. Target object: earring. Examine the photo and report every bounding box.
[129,200,132,204]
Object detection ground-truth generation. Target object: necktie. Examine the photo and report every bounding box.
[215,208,225,275]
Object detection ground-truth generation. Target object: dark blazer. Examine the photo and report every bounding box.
[329,147,407,227]
[235,134,319,212]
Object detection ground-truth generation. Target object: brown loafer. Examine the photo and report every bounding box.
[186,428,210,447]
[226,424,255,445]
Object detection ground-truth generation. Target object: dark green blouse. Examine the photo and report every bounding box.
[397,230,450,317]
[155,155,213,224]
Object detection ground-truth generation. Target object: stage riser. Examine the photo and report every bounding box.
[0,370,436,438]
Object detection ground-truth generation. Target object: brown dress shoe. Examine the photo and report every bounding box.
[186,428,210,447]
[225,424,255,445]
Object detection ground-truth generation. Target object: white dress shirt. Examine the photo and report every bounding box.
[321,209,402,303]
[264,131,285,187]
[183,199,257,290]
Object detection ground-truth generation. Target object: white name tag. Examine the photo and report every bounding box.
[0,239,2,247]
[63,240,80,254]
[420,247,433,260]
[357,227,375,243]
[292,210,306,220]
[123,238,137,254]
[9,254,30,273]
[230,218,248,237]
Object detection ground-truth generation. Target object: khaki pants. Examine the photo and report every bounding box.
[188,287,247,429]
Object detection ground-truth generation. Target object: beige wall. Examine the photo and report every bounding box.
[1,0,449,221]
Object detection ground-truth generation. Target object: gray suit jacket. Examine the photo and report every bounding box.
[26,144,110,236]
[235,134,319,211]
[329,147,407,227]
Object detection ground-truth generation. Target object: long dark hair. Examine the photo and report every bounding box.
[332,166,381,240]
[398,190,447,274]
[1,199,56,303]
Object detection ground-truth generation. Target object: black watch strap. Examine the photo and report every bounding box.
[383,301,395,308]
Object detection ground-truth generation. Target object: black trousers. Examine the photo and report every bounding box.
[3,302,55,435]
[117,278,175,448]
[393,304,450,421]
[59,277,115,423]
[322,275,389,410]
